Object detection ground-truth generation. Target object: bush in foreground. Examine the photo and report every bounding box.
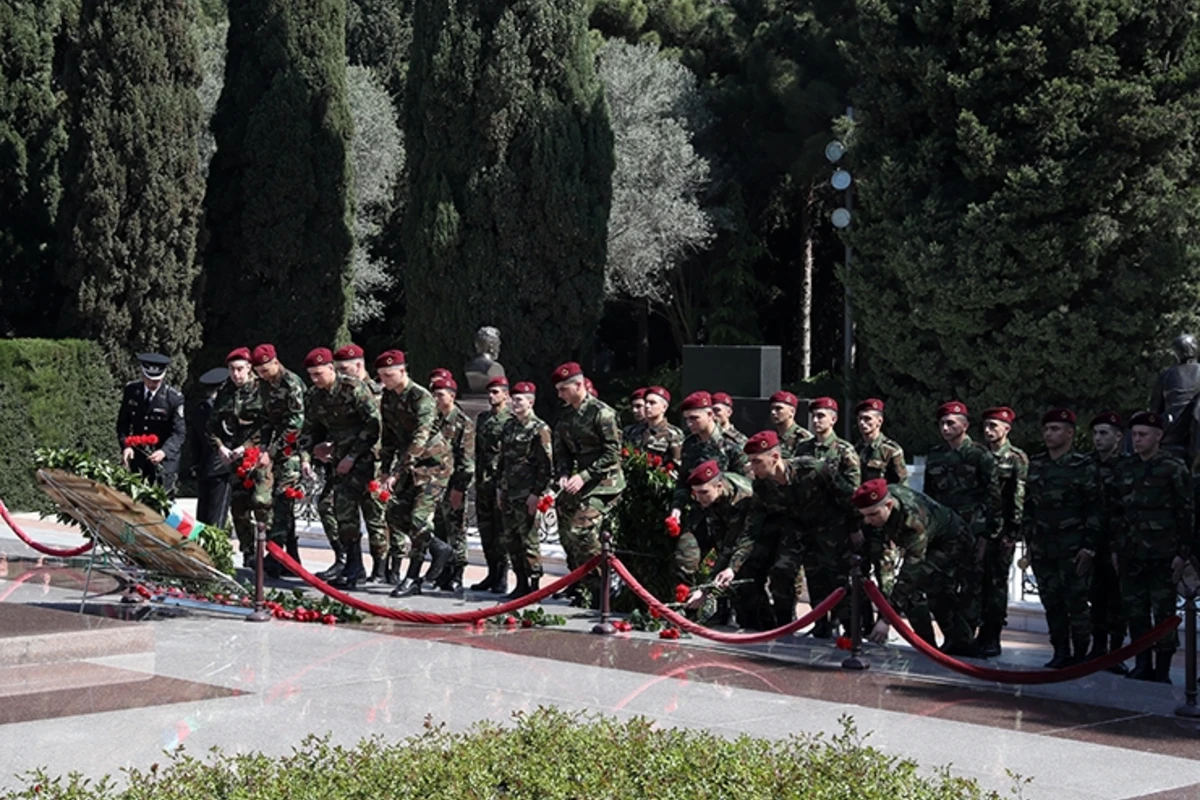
[3,709,1018,799]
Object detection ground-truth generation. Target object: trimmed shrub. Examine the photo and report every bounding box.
[0,339,119,512]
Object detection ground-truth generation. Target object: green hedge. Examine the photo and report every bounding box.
[0,339,119,512]
[1,709,1012,799]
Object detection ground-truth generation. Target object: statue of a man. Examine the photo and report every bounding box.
[464,326,506,393]
[1149,333,1200,448]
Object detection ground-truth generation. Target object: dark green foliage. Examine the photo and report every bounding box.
[0,0,73,338]
[0,340,119,513]
[403,0,613,381]
[201,0,355,370]
[845,0,1200,450]
[347,0,412,98]
[56,0,205,376]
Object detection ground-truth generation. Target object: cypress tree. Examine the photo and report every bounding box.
[57,0,205,374]
[403,0,613,380]
[0,0,71,338]
[845,0,1200,448]
[201,0,355,368]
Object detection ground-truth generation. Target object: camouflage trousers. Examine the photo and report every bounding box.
[434,492,469,567]
[385,473,446,560]
[673,514,713,585]
[801,529,851,629]
[1121,556,1178,653]
[746,520,804,628]
[268,455,302,545]
[475,479,507,570]
[725,535,783,631]
[318,462,387,557]
[1031,555,1091,645]
[317,462,339,554]
[891,526,974,650]
[864,529,899,597]
[557,491,619,569]
[1089,544,1125,641]
[230,475,272,555]
[327,459,384,548]
[500,494,542,579]
[974,538,1016,630]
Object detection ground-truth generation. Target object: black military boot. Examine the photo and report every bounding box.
[1125,651,1153,681]
[470,558,498,591]
[1043,636,1071,668]
[1068,635,1092,666]
[391,564,424,598]
[385,552,402,585]
[974,623,1002,658]
[365,552,386,584]
[316,552,346,581]
[490,558,511,595]
[505,562,530,601]
[448,565,465,599]
[1153,651,1175,684]
[1106,633,1129,675]
[809,617,832,639]
[1086,632,1108,661]
[422,539,453,587]
[330,545,365,591]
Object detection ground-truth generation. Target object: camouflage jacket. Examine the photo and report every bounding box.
[750,457,855,538]
[553,396,625,496]
[207,378,266,450]
[778,422,815,458]
[258,368,306,460]
[1086,449,1125,552]
[796,432,862,499]
[379,381,449,475]
[857,433,908,484]
[924,435,1001,540]
[474,406,512,485]
[300,375,379,463]
[627,419,684,464]
[700,474,758,574]
[721,423,748,450]
[437,404,476,493]
[671,428,750,510]
[499,413,553,500]
[1108,450,1195,560]
[1022,449,1100,559]
[991,441,1029,540]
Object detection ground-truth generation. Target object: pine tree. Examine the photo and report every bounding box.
[57,0,205,374]
[846,0,1200,449]
[403,0,614,380]
[201,0,354,368]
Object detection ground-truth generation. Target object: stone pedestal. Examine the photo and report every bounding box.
[682,345,782,397]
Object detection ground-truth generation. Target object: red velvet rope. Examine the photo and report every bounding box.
[266,542,603,624]
[863,579,1181,685]
[0,500,94,558]
[610,556,847,644]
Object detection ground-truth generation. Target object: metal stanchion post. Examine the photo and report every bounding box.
[592,530,615,635]
[1176,589,1199,718]
[247,521,271,623]
[842,555,869,671]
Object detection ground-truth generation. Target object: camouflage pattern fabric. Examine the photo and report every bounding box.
[857,433,908,485]
[674,472,752,583]
[721,423,748,450]
[1087,450,1126,640]
[499,413,553,577]
[207,378,270,554]
[974,441,1029,629]
[475,406,512,571]
[778,422,814,458]
[553,396,626,574]
[258,368,306,545]
[433,404,475,566]
[794,433,861,625]
[379,382,450,557]
[625,420,684,464]
[923,435,1002,541]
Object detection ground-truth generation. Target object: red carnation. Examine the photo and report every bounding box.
[648,454,662,467]
[145,434,159,446]
[536,495,555,513]
[664,516,681,537]
[674,584,690,603]
[378,490,391,502]
[504,615,518,626]
[665,462,675,472]
[243,479,254,489]
[835,636,853,651]
[368,480,380,493]
[659,627,680,640]
[282,446,293,458]
[521,618,534,628]
[322,614,337,625]
[236,467,247,478]
[621,448,630,457]
[292,488,305,500]
[649,606,661,619]
[285,431,298,444]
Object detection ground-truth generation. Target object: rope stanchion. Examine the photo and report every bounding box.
[863,579,1181,685]
[592,532,616,635]
[610,555,846,644]
[267,542,602,624]
[0,500,94,558]
[246,521,270,623]
[1175,579,1199,718]
[841,555,868,671]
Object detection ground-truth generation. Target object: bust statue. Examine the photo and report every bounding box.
[1150,333,1200,448]
[464,325,506,393]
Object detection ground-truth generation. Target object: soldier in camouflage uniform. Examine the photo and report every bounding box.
[622,387,647,443]
[1086,411,1128,669]
[625,386,683,463]
[683,460,772,629]
[498,381,554,599]
[375,350,453,598]
[794,397,861,637]
[250,344,307,576]
[852,397,906,607]
[472,376,513,594]
[768,391,814,457]
[207,348,270,566]
[1022,408,1100,667]
[923,400,1001,644]
[669,391,750,584]
[1108,411,1194,682]
[552,363,625,606]
[974,406,1029,657]
[855,480,977,654]
[712,392,748,449]
[297,348,380,589]
[430,376,474,596]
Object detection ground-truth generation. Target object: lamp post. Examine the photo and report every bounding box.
[826,107,855,437]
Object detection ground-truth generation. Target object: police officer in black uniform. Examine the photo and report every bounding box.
[191,367,232,527]
[117,353,187,493]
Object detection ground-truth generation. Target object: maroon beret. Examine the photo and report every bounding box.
[304,348,333,368]
[333,344,364,361]
[1041,407,1076,426]
[744,430,780,455]
[937,400,969,419]
[811,396,838,412]
[687,460,722,486]
[428,367,453,382]
[1090,411,1123,429]
[512,381,536,396]
[431,377,457,393]
[251,344,277,365]
[681,391,713,411]
[552,362,583,384]
[712,392,733,408]
[486,376,509,390]
[646,386,671,403]
[225,347,251,364]
[1128,411,1163,430]
[852,479,890,509]
[584,377,598,397]
[769,391,798,408]
[856,398,885,414]
[982,407,1016,424]
[374,350,405,369]
[631,387,648,401]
